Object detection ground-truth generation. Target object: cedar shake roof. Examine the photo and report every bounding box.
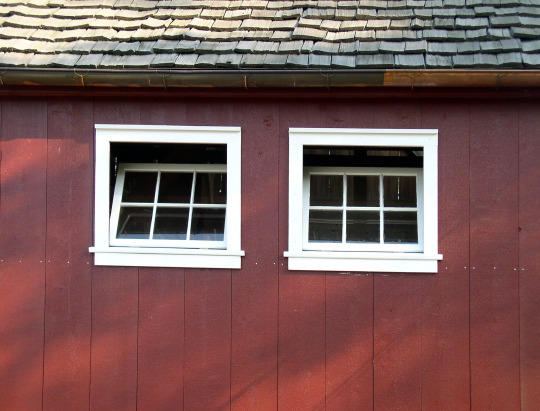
[1,0,540,71]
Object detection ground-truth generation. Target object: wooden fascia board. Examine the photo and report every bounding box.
[1,68,540,89]
[385,70,540,88]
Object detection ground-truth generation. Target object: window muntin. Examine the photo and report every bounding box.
[110,163,227,248]
[304,167,423,252]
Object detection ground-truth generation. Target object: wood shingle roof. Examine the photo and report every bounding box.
[1,0,540,70]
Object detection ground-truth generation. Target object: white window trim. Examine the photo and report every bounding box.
[89,125,244,269]
[284,128,442,273]
[303,166,423,252]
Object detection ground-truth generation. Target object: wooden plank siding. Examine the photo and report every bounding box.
[420,102,471,410]
[0,94,538,410]
[469,102,520,410]
[0,99,47,410]
[43,98,93,410]
[518,100,540,411]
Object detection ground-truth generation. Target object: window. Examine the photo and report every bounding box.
[111,163,227,248]
[285,128,442,273]
[89,125,243,269]
[305,166,422,252]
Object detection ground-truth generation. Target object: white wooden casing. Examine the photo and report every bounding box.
[285,128,442,273]
[89,125,244,269]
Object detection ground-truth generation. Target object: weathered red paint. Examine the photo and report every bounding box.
[469,102,520,411]
[137,268,185,410]
[0,92,537,410]
[0,99,47,410]
[43,99,93,411]
[518,100,540,411]
[231,101,279,411]
[420,101,471,410]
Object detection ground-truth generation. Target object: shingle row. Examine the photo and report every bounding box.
[2,37,534,55]
[0,24,536,42]
[2,11,540,25]
[3,49,539,68]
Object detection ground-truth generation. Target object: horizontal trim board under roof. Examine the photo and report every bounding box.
[2,85,540,100]
[1,67,540,88]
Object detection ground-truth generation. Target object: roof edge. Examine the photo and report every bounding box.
[2,68,540,89]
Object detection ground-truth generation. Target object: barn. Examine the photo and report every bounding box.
[0,0,539,409]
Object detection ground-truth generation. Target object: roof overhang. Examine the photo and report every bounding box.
[2,68,540,89]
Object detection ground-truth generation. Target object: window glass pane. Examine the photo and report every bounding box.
[194,173,227,204]
[347,175,379,207]
[308,210,343,242]
[158,172,193,204]
[122,172,157,203]
[153,208,189,240]
[191,208,225,241]
[383,176,417,207]
[384,211,418,243]
[117,206,153,239]
[346,211,380,243]
[310,175,343,206]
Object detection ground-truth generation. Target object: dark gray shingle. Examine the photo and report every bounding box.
[356,54,394,68]
[395,53,425,68]
[292,26,327,40]
[331,54,355,67]
[286,53,308,67]
[308,53,331,67]
[174,53,198,66]
[522,53,540,66]
[496,52,522,67]
[426,54,452,67]
[0,0,537,71]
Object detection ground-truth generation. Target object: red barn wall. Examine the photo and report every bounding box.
[0,92,538,410]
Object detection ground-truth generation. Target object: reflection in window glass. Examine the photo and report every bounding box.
[384,176,416,207]
[194,173,227,204]
[191,208,226,240]
[384,211,418,243]
[153,208,189,239]
[122,172,157,202]
[117,207,153,239]
[309,210,342,242]
[347,175,379,207]
[347,211,380,243]
[310,175,342,206]
[158,173,193,203]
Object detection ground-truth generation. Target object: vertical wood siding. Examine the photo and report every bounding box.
[517,100,540,411]
[0,99,47,410]
[43,99,93,410]
[0,94,538,410]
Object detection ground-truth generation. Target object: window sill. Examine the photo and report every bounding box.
[283,251,443,273]
[89,247,245,269]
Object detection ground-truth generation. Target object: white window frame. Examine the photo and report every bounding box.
[89,125,244,269]
[110,163,227,249]
[284,128,442,273]
[303,167,423,252]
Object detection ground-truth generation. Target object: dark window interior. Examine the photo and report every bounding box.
[109,142,227,210]
[303,146,423,168]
